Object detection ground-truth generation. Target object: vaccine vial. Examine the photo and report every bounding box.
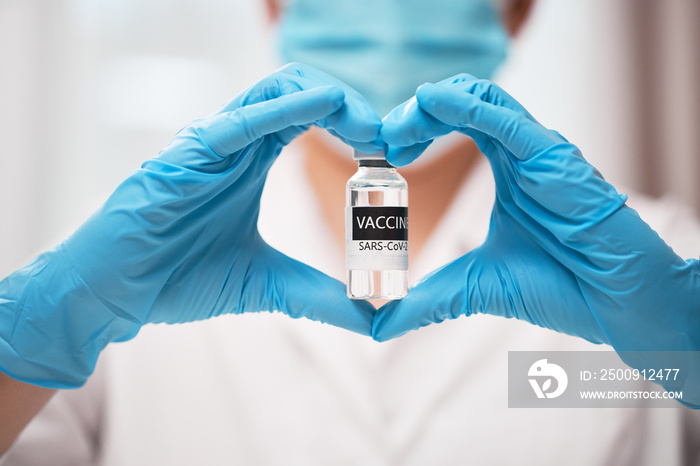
[346,149,408,300]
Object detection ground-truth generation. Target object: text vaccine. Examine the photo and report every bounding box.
[346,149,408,300]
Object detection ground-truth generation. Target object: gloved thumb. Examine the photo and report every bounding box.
[372,255,471,341]
[258,247,376,336]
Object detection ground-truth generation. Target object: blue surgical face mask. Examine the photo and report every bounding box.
[277,0,510,117]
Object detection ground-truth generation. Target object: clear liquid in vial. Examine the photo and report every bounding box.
[346,160,408,300]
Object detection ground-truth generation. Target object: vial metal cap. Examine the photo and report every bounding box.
[353,148,386,161]
[353,148,392,167]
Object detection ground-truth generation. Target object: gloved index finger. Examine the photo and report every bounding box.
[415,83,561,159]
[278,63,383,141]
[259,246,376,336]
[382,96,454,143]
[203,85,347,156]
[278,64,385,152]
[381,96,454,166]
[433,74,540,124]
[277,63,369,107]
[381,74,543,167]
[219,63,384,151]
[159,85,345,171]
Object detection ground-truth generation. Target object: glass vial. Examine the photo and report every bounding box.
[346,150,408,300]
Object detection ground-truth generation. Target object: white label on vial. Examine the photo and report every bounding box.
[345,206,408,271]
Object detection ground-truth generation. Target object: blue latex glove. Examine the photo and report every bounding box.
[0,63,379,389]
[375,75,700,405]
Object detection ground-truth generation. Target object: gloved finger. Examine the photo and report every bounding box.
[206,85,346,155]
[372,237,609,343]
[381,97,453,166]
[218,63,383,151]
[431,76,541,157]
[385,141,434,168]
[381,75,540,167]
[277,64,383,146]
[385,128,494,168]
[433,74,540,124]
[372,255,471,341]
[219,63,358,111]
[277,62,372,112]
[415,83,561,159]
[459,128,497,155]
[159,85,345,170]
[262,248,376,336]
[324,128,387,155]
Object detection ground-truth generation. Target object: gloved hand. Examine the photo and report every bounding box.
[374,75,700,404]
[0,63,380,389]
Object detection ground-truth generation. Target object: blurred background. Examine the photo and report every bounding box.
[1,0,699,278]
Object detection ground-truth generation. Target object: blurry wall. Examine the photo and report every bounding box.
[498,0,700,217]
[0,0,276,277]
[1,0,698,278]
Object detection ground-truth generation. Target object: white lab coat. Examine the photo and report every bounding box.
[3,146,700,466]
